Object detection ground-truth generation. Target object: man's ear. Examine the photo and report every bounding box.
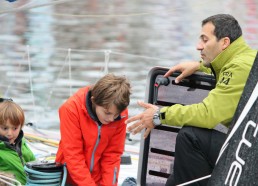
[222,37,230,50]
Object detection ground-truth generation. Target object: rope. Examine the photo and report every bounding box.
[24,163,67,186]
[177,175,211,186]
[68,48,72,96]
[0,42,171,61]
[24,133,59,147]
[27,0,216,18]
[3,55,23,97]
[27,45,37,123]
[0,174,22,186]
[104,50,111,75]
[0,0,216,18]
[0,0,71,15]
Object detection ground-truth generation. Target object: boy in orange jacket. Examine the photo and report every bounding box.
[56,73,131,186]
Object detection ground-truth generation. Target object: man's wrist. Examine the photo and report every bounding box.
[152,108,162,127]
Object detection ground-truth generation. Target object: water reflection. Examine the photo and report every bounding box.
[0,0,257,129]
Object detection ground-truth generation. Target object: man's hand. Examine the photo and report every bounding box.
[164,61,200,83]
[125,101,159,138]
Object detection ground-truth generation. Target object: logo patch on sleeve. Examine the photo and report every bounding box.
[220,71,232,85]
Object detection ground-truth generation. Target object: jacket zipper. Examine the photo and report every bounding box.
[18,152,25,166]
[90,124,101,172]
[112,167,117,185]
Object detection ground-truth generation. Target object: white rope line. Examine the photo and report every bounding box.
[0,0,35,17]
[54,48,107,53]
[54,47,170,61]
[27,45,36,122]
[68,48,72,96]
[0,0,215,18]
[31,9,161,18]
[0,84,28,92]
[0,0,71,15]
[46,52,69,102]
[104,50,111,75]
[177,175,211,186]
[28,0,215,18]
[36,49,71,125]
[4,58,23,97]
[25,139,50,153]
[0,43,171,61]
[0,178,15,186]
[54,48,171,61]
[0,174,22,186]
[6,44,149,60]
[111,51,171,61]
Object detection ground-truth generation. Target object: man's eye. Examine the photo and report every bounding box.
[202,38,208,43]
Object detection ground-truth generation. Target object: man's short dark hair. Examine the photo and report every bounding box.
[202,14,242,43]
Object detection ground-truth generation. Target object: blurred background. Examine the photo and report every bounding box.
[0,0,257,129]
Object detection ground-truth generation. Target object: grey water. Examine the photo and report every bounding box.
[0,0,257,129]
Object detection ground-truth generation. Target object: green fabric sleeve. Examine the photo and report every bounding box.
[160,61,250,129]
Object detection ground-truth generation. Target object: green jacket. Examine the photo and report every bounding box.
[160,36,257,128]
[0,130,35,185]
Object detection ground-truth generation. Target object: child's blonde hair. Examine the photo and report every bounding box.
[0,99,25,127]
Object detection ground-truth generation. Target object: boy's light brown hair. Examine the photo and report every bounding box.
[91,73,131,113]
[0,99,25,127]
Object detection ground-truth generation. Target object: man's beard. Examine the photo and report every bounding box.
[203,60,211,68]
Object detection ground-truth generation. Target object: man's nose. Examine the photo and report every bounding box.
[196,42,203,51]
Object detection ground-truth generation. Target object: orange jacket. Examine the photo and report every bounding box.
[55,86,127,186]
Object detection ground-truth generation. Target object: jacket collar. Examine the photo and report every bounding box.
[211,36,249,80]
[86,90,101,125]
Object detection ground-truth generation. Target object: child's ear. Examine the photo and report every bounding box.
[91,96,95,103]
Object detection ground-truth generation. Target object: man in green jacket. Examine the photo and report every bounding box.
[126,14,257,185]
